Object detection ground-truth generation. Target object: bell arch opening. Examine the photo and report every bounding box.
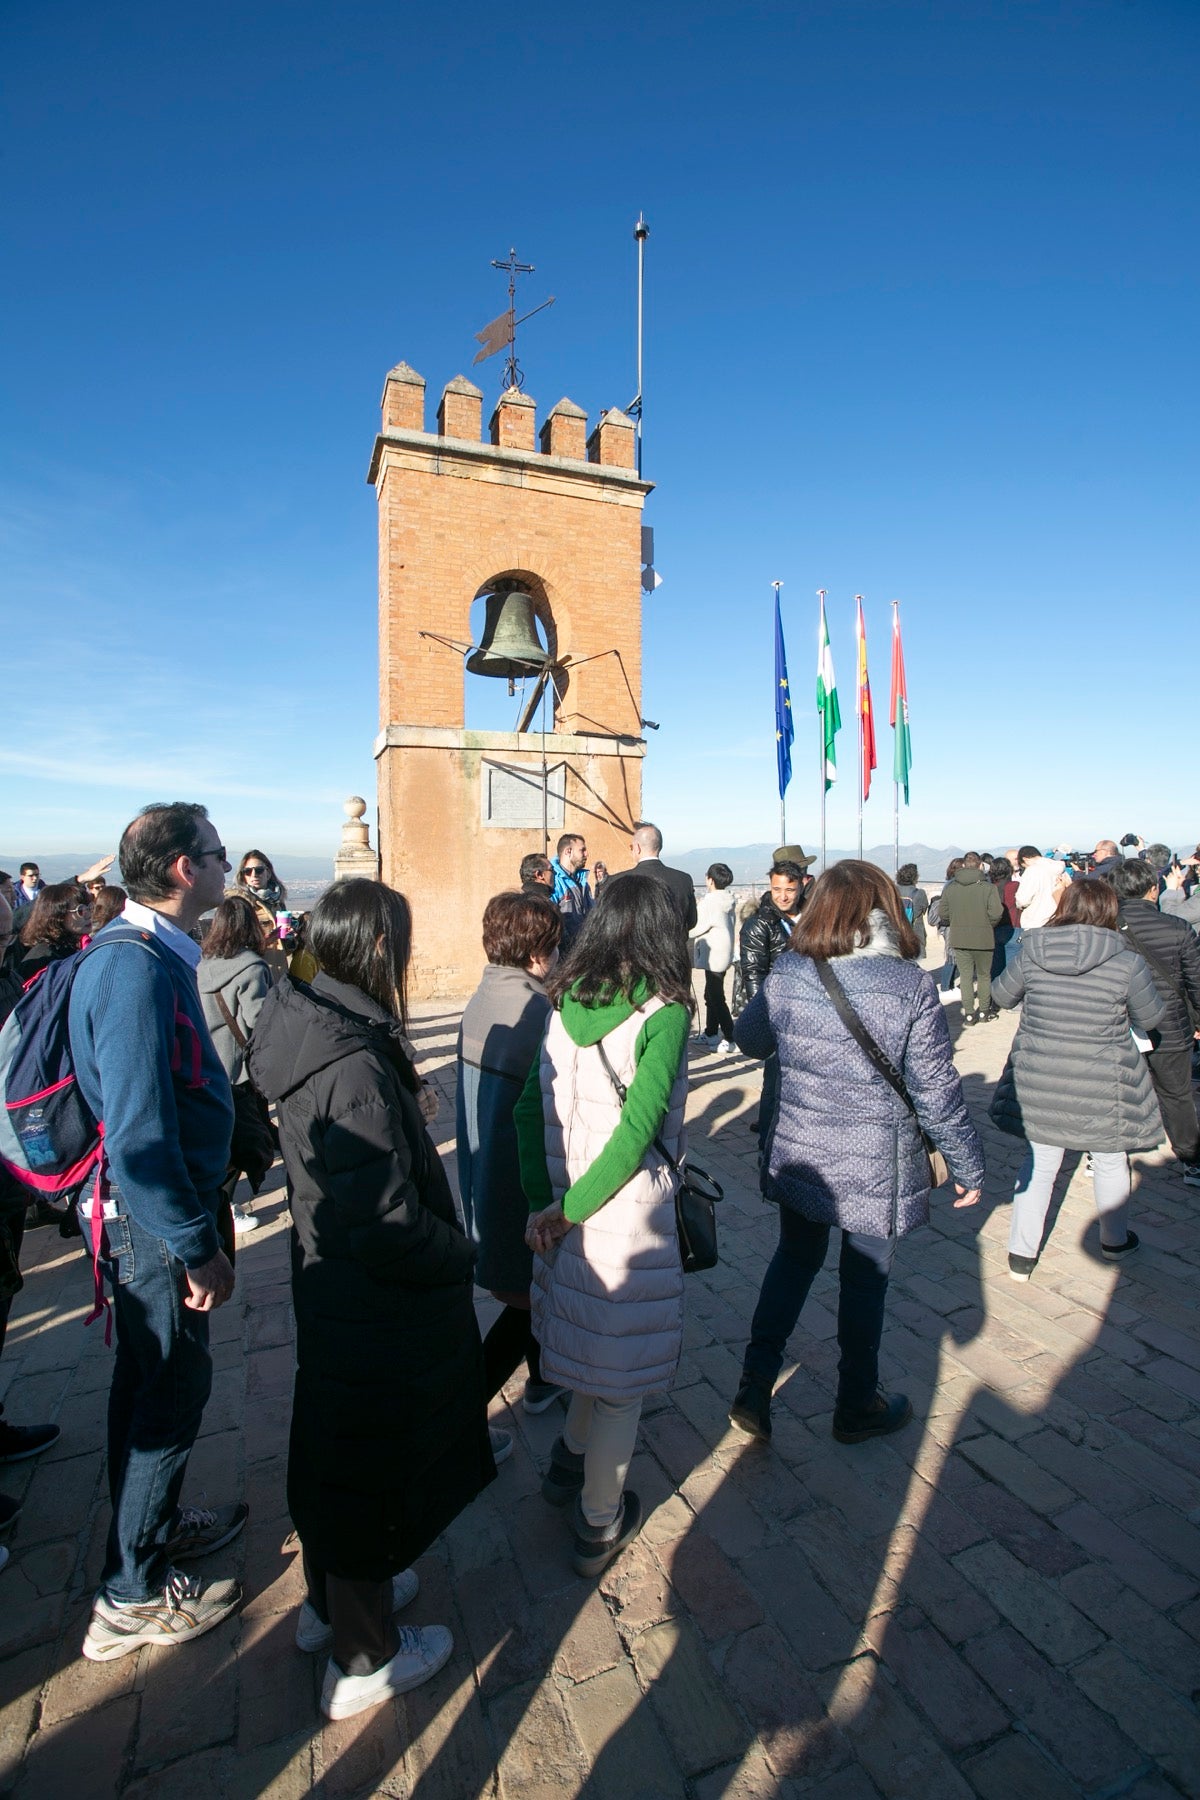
[463,571,568,734]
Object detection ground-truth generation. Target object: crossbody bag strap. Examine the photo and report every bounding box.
[214,988,249,1050]
[1118,923,1175,991]
[594,1038,679,1174]
[812,957,920,1124]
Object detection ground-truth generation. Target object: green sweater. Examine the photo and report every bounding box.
[514,983,689,1225]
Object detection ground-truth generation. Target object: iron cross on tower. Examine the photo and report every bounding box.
[473,249,555,392]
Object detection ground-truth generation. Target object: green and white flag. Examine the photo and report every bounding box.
[816,594,841,791]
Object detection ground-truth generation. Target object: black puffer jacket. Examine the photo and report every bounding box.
[247,972,493,1580]
[990,925,1165,1152]
[739,894,796,1001]
[1116,900,1200,1051]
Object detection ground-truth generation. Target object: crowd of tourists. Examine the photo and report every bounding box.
[0,812,1195,1723]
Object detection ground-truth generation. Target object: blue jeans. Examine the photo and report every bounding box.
[743,1209,895,1411]
[992,925,1022,980]
[84,1197,213,1602]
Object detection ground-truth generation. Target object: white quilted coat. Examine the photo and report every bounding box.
[531,999,687,1401]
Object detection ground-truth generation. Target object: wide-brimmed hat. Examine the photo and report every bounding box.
[773,843,817,869]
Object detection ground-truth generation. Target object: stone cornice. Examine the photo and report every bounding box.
[374,724,646,758]
[367,428,654,499]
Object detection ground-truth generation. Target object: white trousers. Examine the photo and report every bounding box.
[563,1392,642,1528]
[1009,1141,1130,1259]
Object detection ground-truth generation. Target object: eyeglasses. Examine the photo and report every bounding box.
[243,865,267,876]
[194,845,227,864]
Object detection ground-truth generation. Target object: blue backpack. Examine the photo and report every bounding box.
[0,927,167,1196]
[0,925,202,1342]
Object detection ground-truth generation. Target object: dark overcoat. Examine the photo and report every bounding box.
[455,962,550,1293]
[247,973,493,1581]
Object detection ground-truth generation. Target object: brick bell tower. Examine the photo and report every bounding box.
[367,361,653,999]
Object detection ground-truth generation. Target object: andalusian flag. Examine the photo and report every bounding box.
[890,603,912,804]
[855,596,877,802]
[816,593,840,791]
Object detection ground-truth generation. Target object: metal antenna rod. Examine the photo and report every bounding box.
[628,215,649,477]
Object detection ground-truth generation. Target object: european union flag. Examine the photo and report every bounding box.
[774,590,793,800]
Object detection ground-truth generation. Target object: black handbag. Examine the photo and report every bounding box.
[813,958,950,1189]
[595,1040,724,1274]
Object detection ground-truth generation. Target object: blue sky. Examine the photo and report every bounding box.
[3,0,1197,863]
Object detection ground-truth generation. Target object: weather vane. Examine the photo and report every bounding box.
[473,249,555,392]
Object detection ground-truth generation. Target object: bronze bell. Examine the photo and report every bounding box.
[465,590,548,679]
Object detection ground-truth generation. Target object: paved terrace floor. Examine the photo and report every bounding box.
[2,992,1200,1799]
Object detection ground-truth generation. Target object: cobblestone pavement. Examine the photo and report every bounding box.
[2,993,1200,1799]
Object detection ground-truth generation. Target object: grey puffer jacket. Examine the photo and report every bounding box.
[199,950,274,1084]
[989,925,1166,1152]
[734,912,984,1237]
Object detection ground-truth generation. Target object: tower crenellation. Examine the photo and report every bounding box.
[381,362,425,432]
[489,386,536,452]
[436,373,483,441]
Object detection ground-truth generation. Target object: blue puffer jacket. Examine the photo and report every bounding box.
[734,911,985,1236]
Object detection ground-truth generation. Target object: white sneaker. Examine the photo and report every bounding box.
[489,1427,513,1466]
[295,1569,419,1652]
[232,1207,261,1234]
[82,1569,241,1661]
[320,1624,454,1719]
[715,1038,735,1057]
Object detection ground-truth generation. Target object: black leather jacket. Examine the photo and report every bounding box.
[739,895,798,1001]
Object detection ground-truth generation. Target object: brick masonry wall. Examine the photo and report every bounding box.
[370,375,650,998]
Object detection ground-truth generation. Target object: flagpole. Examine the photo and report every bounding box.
[891,601,900,876]
[773,581,786,845]
[817,590,827,871]
[855,595,864,860]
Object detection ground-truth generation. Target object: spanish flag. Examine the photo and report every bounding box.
[855,596,877,803]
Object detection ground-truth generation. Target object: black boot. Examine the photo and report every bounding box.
[729,1376,772,1442]
[831,1390,913,1444]
[571,1491,643,1579]
[541,1435,585,1507]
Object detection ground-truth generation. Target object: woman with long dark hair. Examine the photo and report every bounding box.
[988,855,1021,979]
[515,878,692,1578]
[456,891,563,1419]
[247,879,493,1720]
[200,895,276,1236]
[991,877,1165,1280]
[730,861,984,1446]
[231,850,288,980]
[17,882,91,980]
[233,849,287,913]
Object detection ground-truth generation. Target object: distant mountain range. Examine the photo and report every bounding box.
[6,844,971,890]
[1,852,335,885]
[672,842,966,883]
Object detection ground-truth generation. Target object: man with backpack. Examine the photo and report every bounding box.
[67,803,245,1660]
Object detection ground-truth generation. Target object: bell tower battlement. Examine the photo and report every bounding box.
[367,361,654,997]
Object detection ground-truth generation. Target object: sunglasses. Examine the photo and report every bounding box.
[194,845,228,864]
[243,865,268,876]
